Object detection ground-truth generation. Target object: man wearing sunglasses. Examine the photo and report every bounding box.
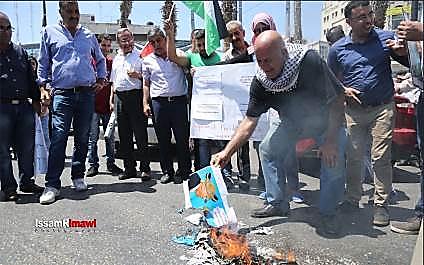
[0,11,44,201]
[328,0,409,227]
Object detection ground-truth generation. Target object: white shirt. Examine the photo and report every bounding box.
[110,49,142,92]
[142,50,187,98]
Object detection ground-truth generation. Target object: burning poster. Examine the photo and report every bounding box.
[183,166,237,227]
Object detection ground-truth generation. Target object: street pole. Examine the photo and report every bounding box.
[42,0,47,27]
[238,0,242,24]
[410,0,418,21]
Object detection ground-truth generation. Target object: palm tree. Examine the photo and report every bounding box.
[161,0,178,36]
[221,0,237,51]
[371,1,389,29]
[119,0,133,28]
[293,0,303,43]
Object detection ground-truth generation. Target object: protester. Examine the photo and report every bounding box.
[0,11,44,201]
[164,21,233,186]
[142,26,191,184]
[327,0,409,226]
[86,33,123,178]
[326,25,345,46]
[37,0,107,204]
[212,31,347,235]
[110,27,151,181]
[221,20,251,191]
[391,20,423,235]
[252,14,304,202]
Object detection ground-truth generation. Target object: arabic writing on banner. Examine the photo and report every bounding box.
[190,62,270,141]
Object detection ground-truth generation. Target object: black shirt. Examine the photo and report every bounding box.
[0,43,39,100]
[246,50,343,138]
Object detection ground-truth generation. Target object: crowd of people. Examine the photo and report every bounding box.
[0,0,422,237]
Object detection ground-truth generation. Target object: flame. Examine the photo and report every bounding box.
[210,227,252,265]
[273,249,296,264]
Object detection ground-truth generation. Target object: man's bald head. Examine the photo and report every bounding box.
[254,30,287,80]
[0,11,12,49]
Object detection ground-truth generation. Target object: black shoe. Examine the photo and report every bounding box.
[5,191,19,201]
[107,164,123,175]
[250,204,289,218]
[373,205,390,226]
[20,183,44,194]
[339,200,359,213]
[160,173,174,184]
[320,215,340,235]
[238,179,250,191]
[86,166,99,178]
[173,175,183,184]
[140,171,151,181]
[118,171,137,180]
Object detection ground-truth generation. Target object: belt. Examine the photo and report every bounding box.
[0,98,28,105]
[346,97,392,108]
[151,95,186,102]
[55,86,93,93]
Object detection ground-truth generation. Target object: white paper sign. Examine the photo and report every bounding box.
[34,114,49,175]
[190,63,269,141]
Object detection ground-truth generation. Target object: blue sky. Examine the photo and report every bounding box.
[1,1,323,44]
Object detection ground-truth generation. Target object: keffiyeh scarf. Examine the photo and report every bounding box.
[256,43,309,93]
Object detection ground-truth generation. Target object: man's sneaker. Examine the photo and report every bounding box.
[391,216,422,235]
[320,215,340,235]
[373,205,390,226]
[39,187,60,204]
[291,193,304,203]
[107,164,123,175]
[258,191,267,200]
[141,171,151,182]
[20,183,44,193]
[72,178,88,191]
[86,167,98,177]
[339,200,359,213]
[251,204,289,218]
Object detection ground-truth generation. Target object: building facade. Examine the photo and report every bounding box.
[321,1,422,41]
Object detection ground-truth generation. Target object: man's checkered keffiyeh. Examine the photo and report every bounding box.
[256,43,309,93]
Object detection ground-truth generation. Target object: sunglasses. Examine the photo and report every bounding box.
[0,25,14,32]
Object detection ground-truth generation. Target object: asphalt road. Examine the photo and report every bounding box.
[0,136,421,265]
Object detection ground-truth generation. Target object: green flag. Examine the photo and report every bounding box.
[182,0,228,56]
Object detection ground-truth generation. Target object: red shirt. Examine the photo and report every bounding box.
[95,56,113,114]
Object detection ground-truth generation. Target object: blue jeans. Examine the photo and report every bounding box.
[45,89,95,189]
[198,139,232,177]
[87,112,115,168]
[260,119,346,216]
[415,93,423,218]
[0,102,35,192]
[40,114,51,149]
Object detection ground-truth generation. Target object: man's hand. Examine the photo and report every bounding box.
[397,21,424,41]
[127,70,141,80]
[40,86,51,106]
[211,150,231,169]
[386,39,408,56]
[143,102,152,117]
[93,78,106,93]
[190,67,196,77]
[163,19,174,37]
[344,86,362,104]
[319,140,338,168]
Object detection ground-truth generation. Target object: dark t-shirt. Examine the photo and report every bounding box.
[246,50,343,138]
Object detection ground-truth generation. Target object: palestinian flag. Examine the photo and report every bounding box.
[140,42,154,58]
[182,0,228,56]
